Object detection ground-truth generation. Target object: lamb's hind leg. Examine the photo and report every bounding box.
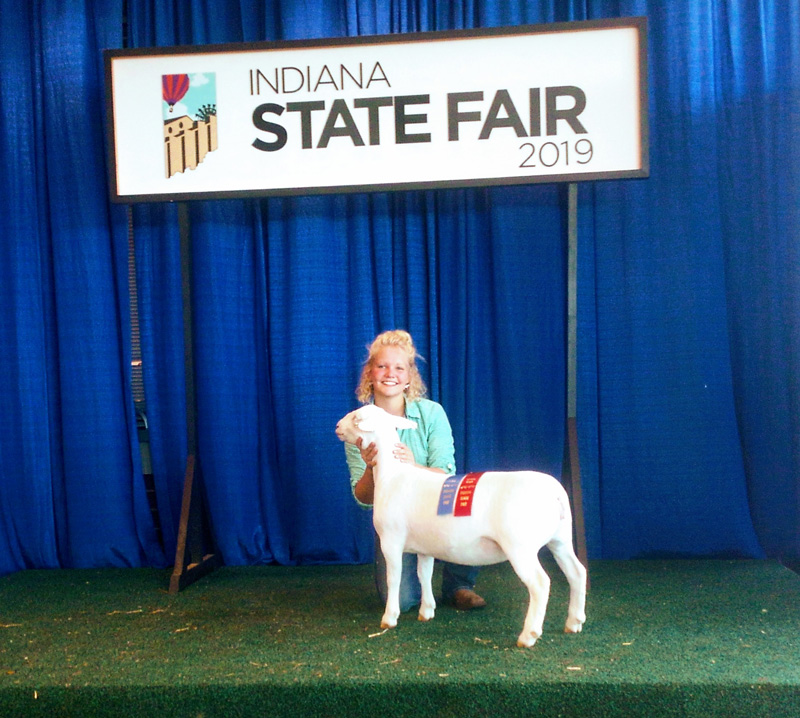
[417,554,436,621]
[548,535,587,634]
[505,548,551,648]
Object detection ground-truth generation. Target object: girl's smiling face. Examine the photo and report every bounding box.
[369,346,410,403]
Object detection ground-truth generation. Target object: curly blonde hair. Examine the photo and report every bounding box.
[356,329,428,404]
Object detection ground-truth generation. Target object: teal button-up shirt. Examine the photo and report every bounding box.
[345,398,457,508]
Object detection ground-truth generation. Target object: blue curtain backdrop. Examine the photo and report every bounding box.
[0,0,797,576]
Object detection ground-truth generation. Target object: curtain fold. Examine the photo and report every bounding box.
[714,0,800,560]
[0,0,61,575]
[1,0,798,575]
[575,0,766,559]
[0,0,164,574]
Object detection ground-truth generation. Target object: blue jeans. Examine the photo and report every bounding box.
[373,534,480,612]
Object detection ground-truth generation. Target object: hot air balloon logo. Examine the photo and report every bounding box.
[162,72,218,179]
[162,74,190,113]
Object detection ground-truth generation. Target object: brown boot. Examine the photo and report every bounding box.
[450,588,487,611]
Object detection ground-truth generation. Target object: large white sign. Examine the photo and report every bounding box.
[104,18,647,202]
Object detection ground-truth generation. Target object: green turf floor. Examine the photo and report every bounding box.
[1,559,799,717]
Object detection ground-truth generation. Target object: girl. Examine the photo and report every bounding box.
[345,329,485,612]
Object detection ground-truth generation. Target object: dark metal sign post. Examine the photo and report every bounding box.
[564,183,589,581]
[169,202,219,594]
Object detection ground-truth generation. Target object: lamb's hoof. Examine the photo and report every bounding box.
[564,619,585,634]
[418,600,436,621]
[516,634,539,648]
[380,617,397,629]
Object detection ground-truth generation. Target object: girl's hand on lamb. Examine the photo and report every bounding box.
[357,438,378,468]
[393,442,414,464]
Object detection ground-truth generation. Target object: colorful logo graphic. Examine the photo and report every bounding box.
[162,73,218,179]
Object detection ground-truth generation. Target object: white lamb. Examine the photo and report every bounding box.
[336,403,587,648]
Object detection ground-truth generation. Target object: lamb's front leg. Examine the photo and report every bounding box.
[416,554,436,621]
[379,537,404,629]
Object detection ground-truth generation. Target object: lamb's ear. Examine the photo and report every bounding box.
[395,417,418,431]
[355,416,375,433]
